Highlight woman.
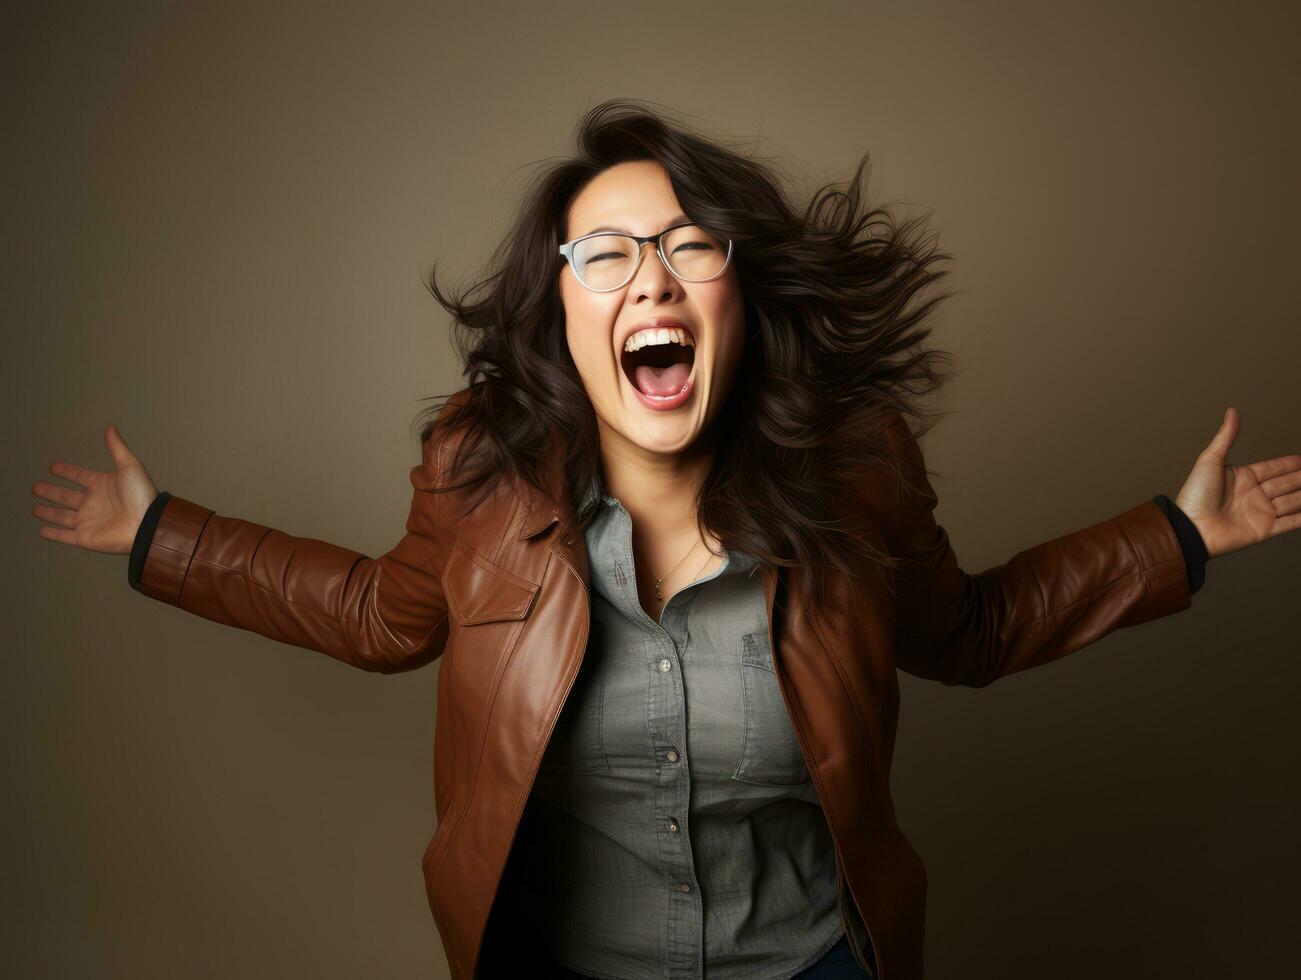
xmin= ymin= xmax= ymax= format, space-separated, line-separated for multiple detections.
xmin=30 ymin=100 xmax=1299 ymax=980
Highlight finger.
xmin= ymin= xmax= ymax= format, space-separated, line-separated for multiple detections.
xmin=33 ymin=503 xmax=77 ymax=530
xmin=104 ymin=424 xmax=140 ymax=470
xmin=1273 ymin=487 xmax=1301 ymax=517
xmin=48 ymin=459 xmax=100 ymax=489
xmin=36 ymin=524 xmax=77 ymax=546
xmin=1251 ymin=454 xmax=1301 ymax=490
xmin=31 ymin=480 xmax=86 ymax=509
xmin=1198 ymin=406 xmax=1239 ymax=463
xmin=1270 ymin=511 xmax=1301 ymax=537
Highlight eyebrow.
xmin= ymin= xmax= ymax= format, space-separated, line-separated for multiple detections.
xmin=577 ymin=213 xmax=692 ymax=238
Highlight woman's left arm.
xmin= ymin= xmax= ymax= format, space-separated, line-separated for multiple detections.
xmin=886 ymin=407 xmax=1299 ymax=688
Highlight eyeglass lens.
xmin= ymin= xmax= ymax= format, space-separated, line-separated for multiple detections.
xmin=572 ymin=225 xmax=728 ymax=290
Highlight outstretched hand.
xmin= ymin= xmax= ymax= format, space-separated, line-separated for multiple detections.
xmin=1173 ymin=407 xmax=1301 ymax=560
xmin=31 ymin=425 xmax=159 ymax=556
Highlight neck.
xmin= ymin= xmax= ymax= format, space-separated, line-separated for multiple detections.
xmin=597 ymin=425 xmax=717 ymax=545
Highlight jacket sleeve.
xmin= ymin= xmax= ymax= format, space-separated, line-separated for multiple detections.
xmin=126 ymin=429 xmax=453 ymax=674
xmin=883 ymin=414 xmax=1193 ymax=688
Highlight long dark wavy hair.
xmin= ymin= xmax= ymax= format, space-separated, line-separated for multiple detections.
xmin=414 ymin=98 xmax=959 ymax=612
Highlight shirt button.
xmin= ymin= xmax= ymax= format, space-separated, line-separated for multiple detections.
xmin=679 ymin=882 xmax=691 ymax=892
xmin=659 ymin=658 xmax=672 ymax=672
xmin=666 ymin=749 xmax=679 ymax=763
xmin=669 ymin=818 xmax=679 ymax=832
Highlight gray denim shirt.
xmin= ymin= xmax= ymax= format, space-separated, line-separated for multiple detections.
xmin=518 ymin=490 xmax=845 ymax=979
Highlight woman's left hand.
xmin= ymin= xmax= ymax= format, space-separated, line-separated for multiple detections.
xmin=1173 ymin=406 xmax=1301 ymax=560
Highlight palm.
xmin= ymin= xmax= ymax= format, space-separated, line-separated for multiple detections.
xmin=73 ymin=466 xmax=156 ymax=550
xmin=1173 ymin=407 xmax=1301 ymax=560
xmin=32 ymin=425 xmax=159 ymax=556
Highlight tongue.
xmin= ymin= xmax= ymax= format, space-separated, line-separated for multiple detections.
xmin=633 ymin=361 xmax=690 ymax=397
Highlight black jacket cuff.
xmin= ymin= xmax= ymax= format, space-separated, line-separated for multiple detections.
xmin=1152 ymin=494 xmax=1208 ymax=595
xmin=128 ymin=491 xmax=173 ymax=593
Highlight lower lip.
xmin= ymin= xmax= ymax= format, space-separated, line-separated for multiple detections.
xmin=628 ymin=361 xmax=697 ymax=412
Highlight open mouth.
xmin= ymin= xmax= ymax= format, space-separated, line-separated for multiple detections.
xmin=620 ymin=336 xmax=696 ymax=398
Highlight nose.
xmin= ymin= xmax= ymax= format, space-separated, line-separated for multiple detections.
xmin=627 ymin=241 xmax=683 ymax=303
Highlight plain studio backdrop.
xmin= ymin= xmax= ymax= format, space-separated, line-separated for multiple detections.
xmin=5 ymin=1 xmax=1297 ymax=977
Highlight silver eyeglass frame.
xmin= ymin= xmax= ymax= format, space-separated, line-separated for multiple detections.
xmin=558 ymin=221 xmax=734 ymax=293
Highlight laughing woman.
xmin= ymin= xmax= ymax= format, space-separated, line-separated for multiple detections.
xmin=31 ymin=100 xmax=1300 ymax=980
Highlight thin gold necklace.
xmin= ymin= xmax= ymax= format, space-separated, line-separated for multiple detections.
xmin=686 ymin=548 xmax=716 ymax=587
xmin=655 ymin=537 xmax=714 ymax=601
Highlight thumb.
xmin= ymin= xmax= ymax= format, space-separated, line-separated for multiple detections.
xmin=1199 ymin=406 xmax=1238 ymax=464
xmin=104 ymin=424 xmax=140 ymax=470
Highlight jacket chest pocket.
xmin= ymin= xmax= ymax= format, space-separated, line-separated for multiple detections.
xmin=731 ymin=629 xmax=811 ymax=786
xmin=538 ymin=619 xmax=611 ymax=776
xmin=438 ymin=538 xmax=540 ymax=721
xmin=444 ymin=537 xmax=540 ymax=626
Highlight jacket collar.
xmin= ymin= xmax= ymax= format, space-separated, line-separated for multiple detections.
xmin=514 ymin=438 xmax=781 ymax=626
xmin=516 ymin=446 xmax=568 ymax=540
xmin=517 ymin=480 xmax=604 ymax=541
xmin=519 ymin=494 xmax=562 ymax=541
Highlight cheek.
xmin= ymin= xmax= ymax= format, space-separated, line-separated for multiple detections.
xmin=561 ymin=290 xmax=618 ymax=375
xmin=696 ymin=278 xmax=746 ymax=351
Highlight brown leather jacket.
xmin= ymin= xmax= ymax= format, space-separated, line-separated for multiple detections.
xmin=131 ymin=387 xmax=1193 ymax=979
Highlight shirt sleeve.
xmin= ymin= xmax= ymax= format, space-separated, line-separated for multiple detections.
xmin=128 ymin=490 xmax=173 ymax=592
xmin=1151 ymin=494 xmax=1208 ymax=595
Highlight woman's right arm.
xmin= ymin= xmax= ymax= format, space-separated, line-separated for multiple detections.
xmin=34 ymin=407 xmax=461 ymax=675
xmin=127 ymin=431 xmax=453 ymax=674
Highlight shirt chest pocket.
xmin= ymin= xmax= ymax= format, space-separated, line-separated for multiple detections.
xmin=731 ymin=629 xmax=811 ymax=786
xmin=538 ymin=619 xmax=611 ymax=776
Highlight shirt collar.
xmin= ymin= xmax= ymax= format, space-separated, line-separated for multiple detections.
xmin=577 ymin=488 xmax=760 ymax=578
xmin=576 ymin=483 xmax=603 ymax=512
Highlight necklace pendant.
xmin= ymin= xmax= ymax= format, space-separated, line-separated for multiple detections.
xmin=655 ymin=578 xmax=663 ymax=601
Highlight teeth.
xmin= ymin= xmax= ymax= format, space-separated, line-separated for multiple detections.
xmin=623 ymin=326 xmax=695 ymax=353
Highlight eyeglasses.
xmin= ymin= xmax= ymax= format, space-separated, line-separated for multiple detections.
xmin=558 ymin=221 xmax=734 ymax=293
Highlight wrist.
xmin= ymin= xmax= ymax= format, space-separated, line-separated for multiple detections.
xmin=1152 ymin=494 xmax=1210 ymax=593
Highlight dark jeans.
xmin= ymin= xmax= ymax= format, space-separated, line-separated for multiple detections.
xmin=792 ymin=931 xmax=876 ymax=978
xmin=534 ymin=931 xmax=875 ymax=979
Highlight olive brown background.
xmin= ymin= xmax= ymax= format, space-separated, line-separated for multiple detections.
xmin=7 ymin=1 xmax=1298 ymax=977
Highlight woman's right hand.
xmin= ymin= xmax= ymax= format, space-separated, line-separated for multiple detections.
xmin=31 ymin=424 xmax=160 ymax=556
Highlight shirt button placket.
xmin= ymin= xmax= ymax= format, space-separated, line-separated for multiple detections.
xmin=654 ymin=576 xmax=700 ymax=978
